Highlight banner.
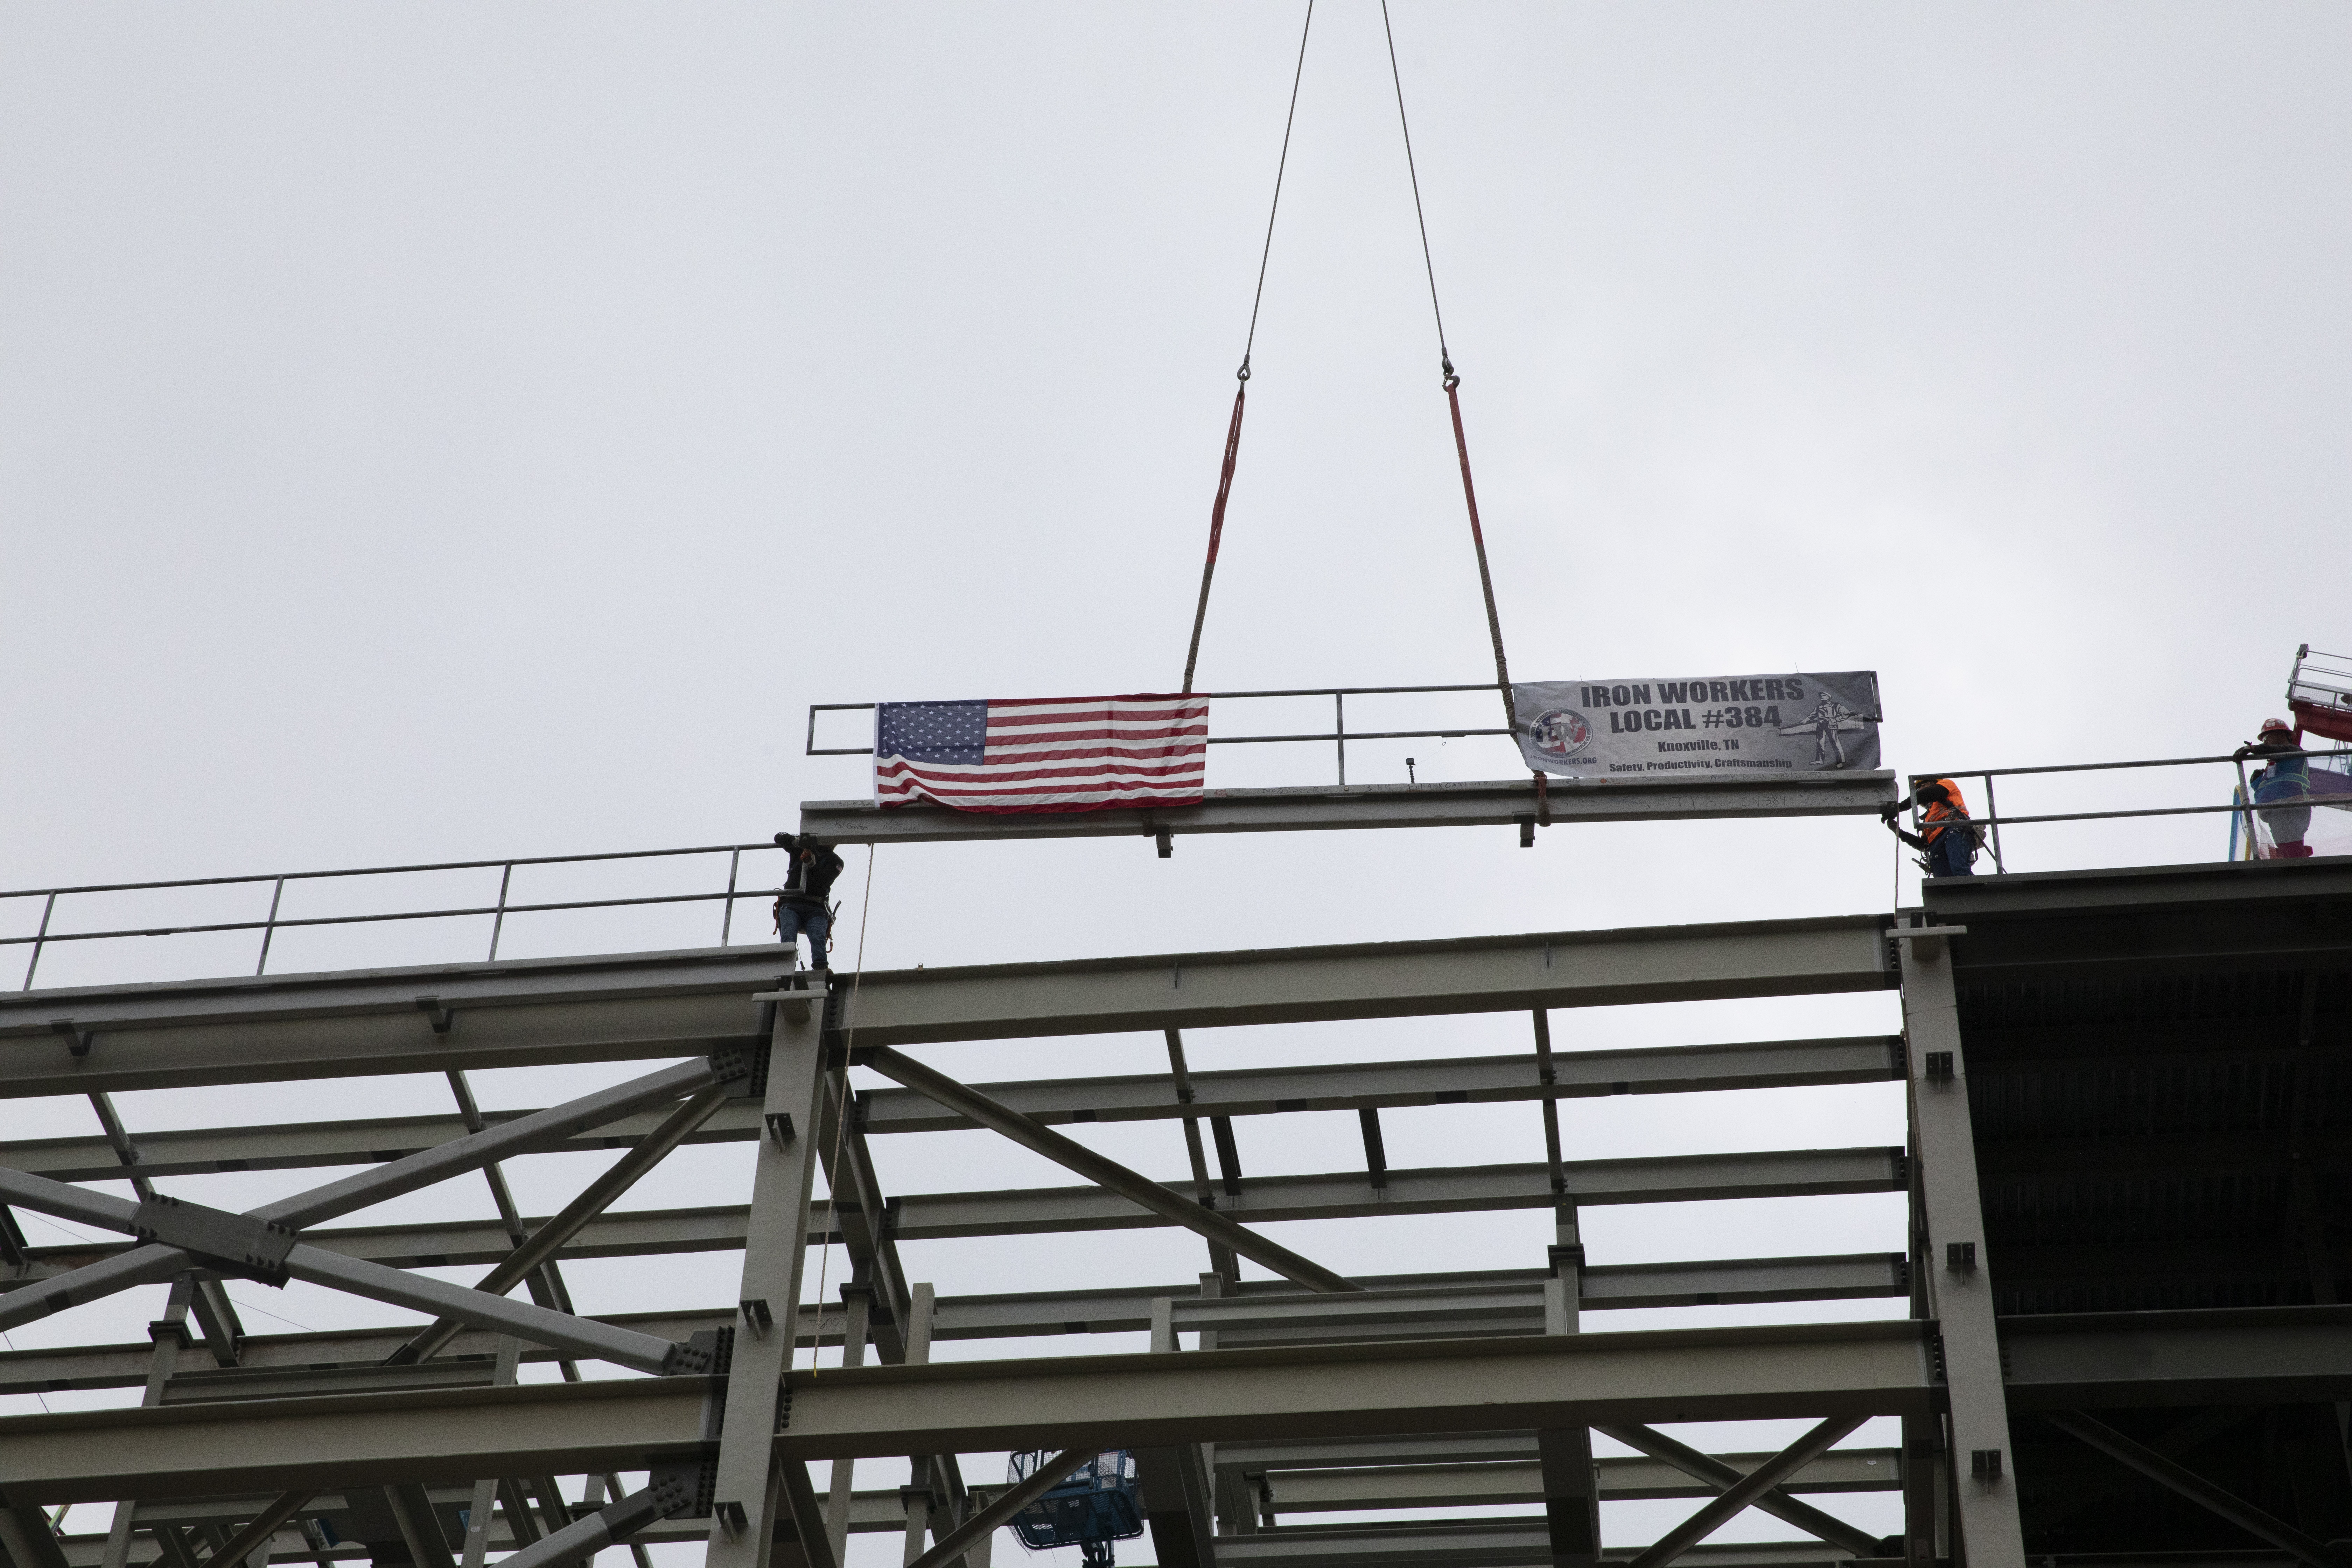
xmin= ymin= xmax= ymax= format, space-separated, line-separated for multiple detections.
xmin=1512 ymin=672 xmax=1881 ymax=779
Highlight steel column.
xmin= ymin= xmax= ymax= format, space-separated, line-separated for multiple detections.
xmin=704 ymin=992 xmax=828 ymax=1568
xmin=1897 ymin=925 xmax=2024 ymax=1567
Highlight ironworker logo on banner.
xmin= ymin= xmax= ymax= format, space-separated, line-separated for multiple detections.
xmin=1528 ymin=708 xmax=1592 ymax=761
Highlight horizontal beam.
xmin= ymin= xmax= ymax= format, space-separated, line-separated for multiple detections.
xmin=856 ymin=1035 xmax=1904 ymax=1134
xmin=23 ymin=1309 xmax=2322 ymax=1506
xmin=0 ymin=1147 xmax=1904 ymax=1292
xmin=798 ymin=774 xmax=1898 ymax=845
xmin=0 ymin=1376 xmax=720 ymax=1504
xmin=0 ymin=948 xmax=791 ymax=1094
xmin=2003 ymin=1304 xmax=2352 ymax=1408
xmin=0 ymin=1251 xmax=1905 ymax=1398
xmin=769 ymin=1321 xmax=1936 ymax=1459
xmin=1252 ymin=1450 xmax=1900 ymax=1511
xmin=0 ymin=917 xmax=1890 ymax=1092
xmin=839 ymin=917 xmax=1894 ymax=1046
xmin=0 ymin=1034 xmax=1898 ymax=1183
xmin=1212 ymin=1521 xmax=1857 ymax=1567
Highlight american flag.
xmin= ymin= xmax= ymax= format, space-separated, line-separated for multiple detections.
xmin=874 ymin=693 xmax=1210 ymax=813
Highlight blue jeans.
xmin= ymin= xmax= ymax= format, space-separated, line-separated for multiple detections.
xmin=777 ymin=903 xmax=831 ymax=966
xmin=1925 ymin=828 xmax=1976 ymax=877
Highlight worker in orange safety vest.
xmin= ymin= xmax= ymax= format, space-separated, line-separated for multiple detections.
xmin=1878 ymin=777 xmax=1981 ymax=877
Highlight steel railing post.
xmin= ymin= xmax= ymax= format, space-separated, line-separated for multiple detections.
xmin=2233 ymin=759 xmax=2257 ymax=859
xmin=20 ymin=893 xmax=55 ymax=992
xmin=720 ymin=849 xmax=742 ymax=947
xmin=1980 ymin=775 xmax=2005 ymax=874
xmin=254 ymin=876 xmax=287 ymax=975
xmin=1335 ymin=693 xmax=1346 ymax=786
xmin=487 ymin=863 xmax=514 ymax=960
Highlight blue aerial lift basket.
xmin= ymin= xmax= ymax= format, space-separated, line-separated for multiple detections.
xmin=1007 ymin=1450 xmax=1144 ymax=1567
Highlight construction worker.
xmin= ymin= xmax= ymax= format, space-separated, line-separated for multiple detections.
xmin=772 ymin=832 xmax=845 ymax=968
xmin=2234 ymin=719 xmax=2313 ymax=858
xmin=1878 ymin=778 xmax=1981 ymax=877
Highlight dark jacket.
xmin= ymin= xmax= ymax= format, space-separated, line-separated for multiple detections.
xmin=777 ymin=845 xmax=845 ymax=909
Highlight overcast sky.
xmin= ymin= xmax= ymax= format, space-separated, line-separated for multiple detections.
xmin=4 ymin=3 xmax=2348 ymax=1559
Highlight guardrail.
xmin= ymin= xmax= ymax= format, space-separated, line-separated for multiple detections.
xmin=808 ymin=682 xmax=1514 ymax=787
xmin=1910 ymin=748 xmax=2352 ymax=873
xmin=5 ymin=841 xmax=782 ymax=992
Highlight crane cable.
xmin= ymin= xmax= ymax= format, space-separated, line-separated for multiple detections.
xmin=1181 ymin=0 xmax=1315 ymax=697
xmin=1379 ymin=1 xmax=1545 ymax=819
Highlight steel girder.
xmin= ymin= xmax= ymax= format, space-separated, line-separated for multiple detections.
xmin=766 ymin=1322 xmax=1939 ymax=1461
xmin=0 ymin=1149 xmax=1906 ymax=1295
xmin=0 ymin=1250 xmax=1906 ymax=1397
xmin=0 ymin=1034 xmax=1900 ymax=1183
xmin=0 ymin=917 xmax=1893 ymax=1093
xmin=796 ymin=774 xmax=1898 ymax=846
xmin=0 ymin=1377 xmax=721 ymax=1504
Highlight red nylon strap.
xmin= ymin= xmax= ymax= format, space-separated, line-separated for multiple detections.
xmin=1443 ymin=378 xmax=1523 ymax=732
xmin=1180 ymin=383 xmax=1249 ymax=696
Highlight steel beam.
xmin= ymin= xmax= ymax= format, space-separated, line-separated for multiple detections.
xmin=0 ymin=1151 xmax=1904 ymax=1307
xmin=0 ymin=949 xmax=792 ymax=1094
xmin=1209 ymin=1520 xmax=1854 ymax=1567
xmin=1896 ymin=922 xmax=2024 ymax=1568
xmin=0 ymin=1102 xmax=768 ymax=1184
xmin=0 ymin=920 xmax=1890 ymax=1094
xmin=1244 ymin=1450 xmax=1901 ymax=1511
xmin=797 ymin=774 xmax=1898 ymax=846
xmin=705 ymin=992 xmax=830 ymax=1568
xmin=2002 ymin=1304 xmax=2352 ymax=1407
xmin=0 ymin=1252 xmax=1905 ymax=1397
xmin=0 ymin=1378 xmax=717 ymax=1504
xmin=853 ymin=1035 xmax=1906 ymax=1135
xmin=768 ymin=1321 xmax=1935 ymax=1460
xmin=839 ymin=918 xmax=1893 ymax=1046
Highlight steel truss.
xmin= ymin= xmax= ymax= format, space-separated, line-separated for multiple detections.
xmin=4 ymin=845 xmax=2340 ymax=1568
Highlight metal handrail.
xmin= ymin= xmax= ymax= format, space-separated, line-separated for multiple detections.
xmin=1911 ymin=747 xmax=2352 ymax=874
xmin=807 ymin=683 xmax=1517 ymax=787
xmin=6 ymin=840 xmax=786 ymax=992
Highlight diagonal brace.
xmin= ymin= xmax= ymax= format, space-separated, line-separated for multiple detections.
xmin=387 ymin=1085 xmax=732 ymax=1365
xmin=281 ymin=1244 xmax=700 ymax=1374
xmin=1627 ymin=1414 xmax=1866 ymax=1568
xmin=860 ymin=1045 xmax=1360 ymax=1294
xmin=2044 ymin=1410 xmax=2341 ymax=1568
xmin=0 ymin=1055 xmax=737 ymax=1334
xmin=1595 ymin=1422 xmax=1880 ymax=1557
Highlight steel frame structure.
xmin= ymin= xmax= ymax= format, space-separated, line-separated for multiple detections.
xmin=2 ymin=803 xmax=2345 ymax=1568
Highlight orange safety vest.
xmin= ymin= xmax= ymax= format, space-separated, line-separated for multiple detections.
xmin=1921 ymin=778 xmax=1970 ymax=844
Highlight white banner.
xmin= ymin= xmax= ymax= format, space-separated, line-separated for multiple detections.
xmin=1512 ymin=672 xmax=1881 ymax=779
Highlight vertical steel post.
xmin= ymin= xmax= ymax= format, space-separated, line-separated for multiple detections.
xmin=254 ymin=877 xmax=287 ymax=976
xmin=21 ymin=892 xmax=56 ymax=992
xmin=705 ymin=982 xmax=830 ymax=1568
xmin=1335 ymin=693 xmax=1346 ymax=786
xmin=1897 ymin=925 xmax=2026 ymax=1568
xmin=721 ymin=849 xmax=743 ymax=947
xmin=2234 ymin=759 xmax=2258 ymax=858
xmin=486 ymin=864 xmax=514 ymax=961
xmin=823 ymin=1286 xmax=874 ymax=1567
xmin=1980 ymin=776 xmax=2005 ymax=875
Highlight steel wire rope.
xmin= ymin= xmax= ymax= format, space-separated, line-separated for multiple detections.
xmin=1379 ymin=0 xmax=1531 ymax=798
xmin=1180 ymin=0 xmax=1316 ymax=696
xmin=810 ymin=844 xmax=877 ymax=1371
